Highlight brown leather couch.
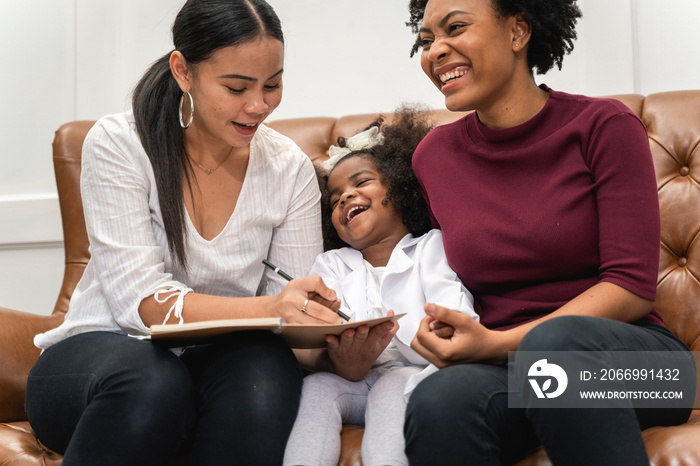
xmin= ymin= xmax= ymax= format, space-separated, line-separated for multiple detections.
xmin=1 ymin=90 xmax=699 ymax=465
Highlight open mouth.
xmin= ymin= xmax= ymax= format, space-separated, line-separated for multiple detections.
xmin=234 ymin=122 xmax=258 ymax=128
xmin=439 ymin=69 xmax=467 ymax=84
xmin=345 ymin=205 xmax=368 ymax=224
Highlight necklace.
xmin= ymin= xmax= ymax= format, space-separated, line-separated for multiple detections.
xmin=188 ymin=146 xmax=234 ymax=174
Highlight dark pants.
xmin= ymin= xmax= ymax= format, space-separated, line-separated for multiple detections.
xmin=404 ymin=316 xmax=696 ymax=466
xmin=26 ymin=330 xmax=303 ymax=466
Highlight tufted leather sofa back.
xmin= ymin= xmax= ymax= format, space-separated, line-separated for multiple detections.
xmin=644 ymin=91 xmax=700 ymax=352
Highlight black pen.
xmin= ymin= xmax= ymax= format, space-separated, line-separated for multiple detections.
xmin=262 ymin=259 xmax=294 ymax=281
xmin=262 ymin=259 xmax=351 ymax=322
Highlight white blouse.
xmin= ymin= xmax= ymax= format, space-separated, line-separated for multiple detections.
xmin=35 ymin=112 xmax=323 ymax=350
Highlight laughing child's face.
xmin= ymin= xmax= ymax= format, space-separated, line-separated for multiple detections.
xmin=327 ymin=155 xmax=409 ymax=256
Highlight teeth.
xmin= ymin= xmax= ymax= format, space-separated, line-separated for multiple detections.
xmin=345 ymin=206 xmax=366 ymax=224
xmin=439 ymin=69 xmax=466 ymax=83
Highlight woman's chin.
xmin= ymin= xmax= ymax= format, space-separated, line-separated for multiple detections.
xmin=443 ymin=95 xmax=474 ymax=113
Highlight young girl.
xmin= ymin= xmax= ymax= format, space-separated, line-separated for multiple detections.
xmin=283 ymin=107 xmax=479 ymax=466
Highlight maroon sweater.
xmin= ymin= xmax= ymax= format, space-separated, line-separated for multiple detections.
xmin=413 ymin=87 xmax=663 ymax=329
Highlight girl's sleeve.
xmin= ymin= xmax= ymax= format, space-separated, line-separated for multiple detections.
xmin=587 ymin=111 xmax=660 ymax=300
xmin=308 ymin=252 xmax=354 ymax=320
xmin=80 ymin=121 xmax=190 ymax=335
xmin=418 ymin=230 xmax=478 ymax=320
xmin=404 ymin=230 xmax=479 ymax=401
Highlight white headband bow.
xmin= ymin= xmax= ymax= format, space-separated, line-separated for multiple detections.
xmin=322 ymin=126 xmax=385 ymax=171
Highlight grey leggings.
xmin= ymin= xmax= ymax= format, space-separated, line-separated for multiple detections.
xmin=283 ymin=362 xmax=422 ymax=466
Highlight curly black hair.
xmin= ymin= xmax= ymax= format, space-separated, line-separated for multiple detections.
xmin=407 ymin=0 xmax=582 ymax=74
xmin=317 ymin=105 xmax=435 ymax=251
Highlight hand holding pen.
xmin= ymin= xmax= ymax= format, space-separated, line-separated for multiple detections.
xmin=263 ymin=259 xmax=351 ymax=322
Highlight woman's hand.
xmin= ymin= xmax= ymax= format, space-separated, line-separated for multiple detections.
xmin=428 ymin=319 xmax=456 ymax=339
xmin=270 ymin=275 xmax=341 ymax=324
xmin=325 ymin=310 xmax=399 ymax=381
xmin=413 ymin=283 xmax=653 ymax=368
xmin=411 ymin=304 xmax=511 ymax=367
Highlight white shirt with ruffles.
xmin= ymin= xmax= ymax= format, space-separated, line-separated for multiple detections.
xmin=35 ymin=112 xmax=322 ymax=350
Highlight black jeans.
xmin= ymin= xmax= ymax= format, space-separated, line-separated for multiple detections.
xmin=404 ymin=316 xmax=696 ymax=466
xmin=26 ymin=330 xmax=303 ymax=466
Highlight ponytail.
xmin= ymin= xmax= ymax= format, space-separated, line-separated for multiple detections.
xmin=132 ymin=53 xmax=192 ymax=270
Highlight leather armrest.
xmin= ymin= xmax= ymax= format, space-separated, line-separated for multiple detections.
xmin=0 ymin=307 xmax=63 ymax=422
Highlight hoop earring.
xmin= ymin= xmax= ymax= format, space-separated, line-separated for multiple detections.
xmin=179 ymin=91 xmax=194 ymax=129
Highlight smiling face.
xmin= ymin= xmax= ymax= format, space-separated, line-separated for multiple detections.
xmin=327 ymin=155 xmax=409 ymax=256
xmin=419 ymin=0 xmax=520 ymax=113
xmin=174 ymin=36 xmax=284 ymax=152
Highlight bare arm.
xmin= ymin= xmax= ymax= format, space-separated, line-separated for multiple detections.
xmin=139 ymin=276 xmax=341 ymax=327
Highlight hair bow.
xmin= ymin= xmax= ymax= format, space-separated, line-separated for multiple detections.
xmin=322 ymin=126 xmax=385 ymax=171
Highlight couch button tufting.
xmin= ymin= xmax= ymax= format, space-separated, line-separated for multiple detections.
xmin=680 ymin=166 xmax=690 ymax=176
xmin=678 ymin=257 xmax=688 ymax=267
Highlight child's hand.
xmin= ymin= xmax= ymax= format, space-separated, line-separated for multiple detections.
xmin=326 ymin=310 xmax=399 ymax=381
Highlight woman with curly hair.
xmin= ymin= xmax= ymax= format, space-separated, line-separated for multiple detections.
xmin=402 ymin=0 xmax=696 ymax=465
xmin=283 ymin=107 xmax=479 ymax=466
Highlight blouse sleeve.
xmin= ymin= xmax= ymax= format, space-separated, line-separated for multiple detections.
xmin=586 ymin=111 xmax=660 ymax=300
xmin=264 ymin=152 xmax=324 ymax=295
xmin=80 ymin=120 xmax=190 ymax=335
xmin=417 ymin=230 xmax=478 ymax=320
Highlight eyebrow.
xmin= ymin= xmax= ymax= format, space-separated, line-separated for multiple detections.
xmin=329 ymin=169 xmax=375 ymax=198
xmin=419 ymin=10 xmax=472 ymax=34
xmin=217 ymin=68 xmax=284 ymax=82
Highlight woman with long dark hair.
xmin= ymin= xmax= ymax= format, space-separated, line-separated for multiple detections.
xmin=25 ymin=1 xmax=344 ymax=464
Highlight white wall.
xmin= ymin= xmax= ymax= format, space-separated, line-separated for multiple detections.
xmin=1 ymin=0 xmax=698 ymax=315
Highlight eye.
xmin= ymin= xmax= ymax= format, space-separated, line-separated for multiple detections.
xmin=448 ymin=22 xmax=467 ymax=34
xmin=330 ymin=197 xmax=339 ymax=209
xmin=419 ymin=35 xmax=433 ymax=49
xmin=226 ymin=86 xmax=245 ymax=94
xmin=264 ymin=82 xmax=281 ymax=91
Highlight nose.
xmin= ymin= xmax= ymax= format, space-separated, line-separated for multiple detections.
xmin=426 ymin=37 xmax=450 ymax=62
xmin=244 ymin=89 xmax=269 ymax=115
xmin=339 ymin=190 xmax=355 ymax=205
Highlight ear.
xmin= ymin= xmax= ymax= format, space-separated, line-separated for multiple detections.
xmin=511 ymin=13 xmax=532 ymax=52
xmin=169 ymin=51 xmax=191 ymax=92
